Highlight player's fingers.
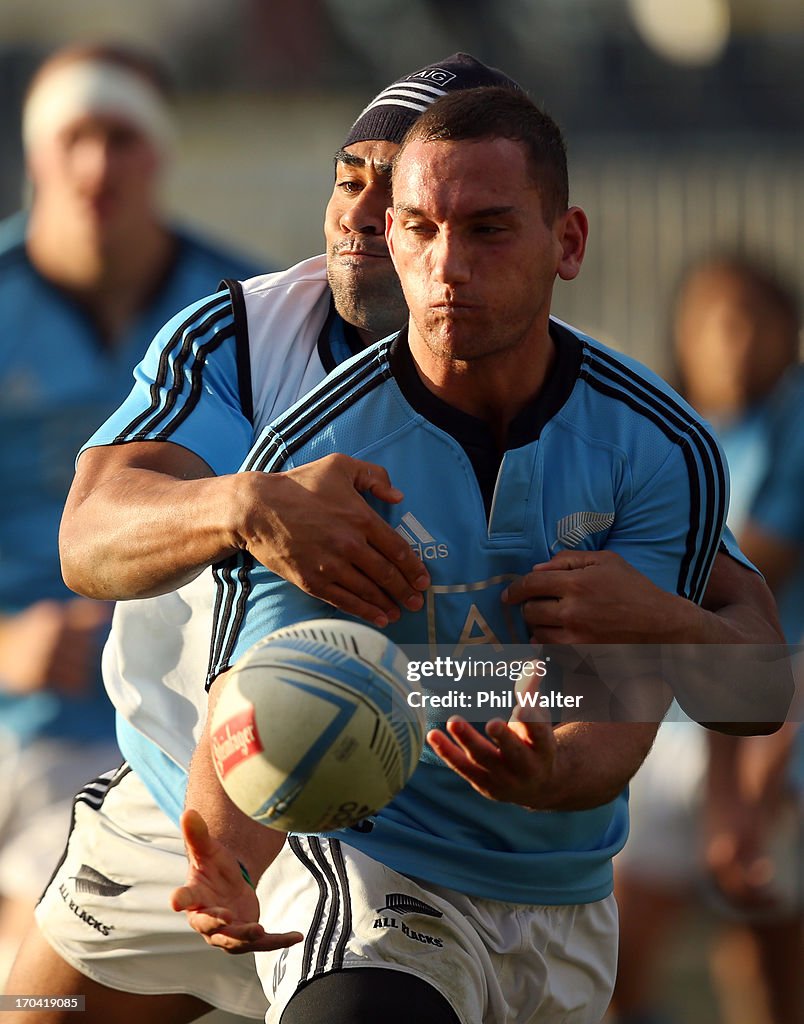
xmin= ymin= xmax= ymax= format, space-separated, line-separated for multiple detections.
xmin=508 ymin=691 xmax=555 ymax=727
xmin=317 ymin=579 xmax=398 ymax=629
xmin=485 ymin=719 xmax=529 ymax=759
xmin=426 ymin=728 xmax=474 ymax=772
xmin=350 ymin=544 xmax=428 ymax=613
xmin=183 ymin=907 xmax=236 ymax=934
xmin=506 ymin=722 xmax=554 ymax=760
xmin=202 ymin=926 xmax=267 ymax=954
xmin=443 ymin=717 xmax=503 ymax=768
xmin=428 ymin=728 xmax=516 ymax=803
xmin=365 ymin=521 xmax=431 ymax=594
xmin=427 ymin=734 xmax=489 ymax=791
xmin=206 ymin=927 xmax=302 ymax=955
xmin=520 ymin=598 xmax=563 ymax=628
xmin=484 ymin=719 xmax=554 ymax=780
xmin=253 ymin=929 xmax=305 ymax=953
xmin=530 ymin=551 xmax=603 ymax=572
xmin=502 ymin=573 xmax=564 ymax=606
xmin=349 ymin=460 xmax=404 ymax=504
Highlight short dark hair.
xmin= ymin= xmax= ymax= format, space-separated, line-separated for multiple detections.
xmin=394 ymin=86 xmax=569 ymax=222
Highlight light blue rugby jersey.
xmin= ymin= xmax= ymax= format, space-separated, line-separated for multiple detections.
xmin=81 ymin=284 xmax=359 ymax=476
xmin=0 ymin=213 xmax=262 ymax=744
xmin=81 ymin=279 xmax=364 ymax=800
xmin=203 ymin=323 xmax=730 ymax=905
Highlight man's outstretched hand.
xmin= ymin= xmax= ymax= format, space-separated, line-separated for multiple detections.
xmin=171 ymin=809 xmax=303 ymax=954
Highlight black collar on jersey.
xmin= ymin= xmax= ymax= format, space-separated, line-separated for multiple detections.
xmin=389 ymin=322 xmax=583 ymax=514
xmin=317 ymin=295 xmax=367 ymax=372
xmin=390 ymin=321 xmax=582 ymax=448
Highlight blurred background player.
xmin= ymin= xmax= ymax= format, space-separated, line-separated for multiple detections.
xmin=0 ymin=40 xmax=262 ymax=985
xmin=609 ymin=254 xmax=804 ymax=1024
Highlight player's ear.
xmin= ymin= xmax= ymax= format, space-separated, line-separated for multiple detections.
xmin=556 ymin=206 xmax=588 ymax=282
xmin=385 ymin=207 xmax=397 ymax=268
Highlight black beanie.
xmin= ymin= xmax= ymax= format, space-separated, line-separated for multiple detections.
xmin=343 ymin=52 xmax=522 ymax=149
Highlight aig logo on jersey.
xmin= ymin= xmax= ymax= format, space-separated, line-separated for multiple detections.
xmin=395 ymin=512 xmax=449 ymax=560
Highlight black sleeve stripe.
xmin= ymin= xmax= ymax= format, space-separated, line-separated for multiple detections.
xmin=206 ymin=556 xmax=253 ymax=690
xmin=581 ymin=348 xmax=726 ymax=602
xmin=585 ymin=351 xmax=727 ymax=602
xmin=588 ymin=345 xmax=729 ymax=592
xmin=581 ymin=370 xmax=707 ymax=599
xmin=206 ymin=560 xmax=227 ymax=690
xmin=244 ymin=345 xmax=394 ymax=474
xmin=148 ymin=323 xmax=235 ymax=440
xmin=244 ymin=369 xmax=390 ymax=475
xmin=242 ymin=339 xmax=393 ymax=473
xmin=220 ymin=279 xmax=254 ymax=426
xmin=113 ymin=297 xmax=233 ymax=441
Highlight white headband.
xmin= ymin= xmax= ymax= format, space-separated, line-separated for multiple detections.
xmin=22 ymin=59 xmax=175 ymax=154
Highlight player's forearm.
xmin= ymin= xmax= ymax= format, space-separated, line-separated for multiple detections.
xmin=535 ymin=722 xmax=658 ymax=811
xmin=187 ymin=695 xmax=284 ymax=884
xmin=660 ymin=577 xmax=783 ymax=646
xmin=657 ymin=554 xmax=791 ymax=734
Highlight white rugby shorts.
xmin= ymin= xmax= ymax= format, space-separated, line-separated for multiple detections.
xmin=255 ymin=835 xmax=618 ymax=1024
xmin=35 ymin=765 xmax=269 ymax=1021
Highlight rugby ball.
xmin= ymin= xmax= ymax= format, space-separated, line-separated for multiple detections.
xmin=209 ymin=619 xmax=425 ymax=833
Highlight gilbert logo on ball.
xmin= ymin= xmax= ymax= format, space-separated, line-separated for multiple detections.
xmin=210 ymin=619 xmax=425 ymax=833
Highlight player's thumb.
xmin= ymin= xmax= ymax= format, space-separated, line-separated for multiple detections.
xmin=180 ymin=808 xmax=211 ymax=861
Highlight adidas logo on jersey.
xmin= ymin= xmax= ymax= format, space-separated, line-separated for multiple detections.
xmin=395 ymin=512 xmax=449 ymax=560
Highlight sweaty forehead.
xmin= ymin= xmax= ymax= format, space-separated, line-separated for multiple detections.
xmin=392 ymin=137 xmax=534 ymax=207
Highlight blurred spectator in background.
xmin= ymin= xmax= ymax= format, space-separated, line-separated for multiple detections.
xmin=609 ymin=254 xmax=803 ymax=1024
xmin=0 ymin=40 xmax=263 ymax=985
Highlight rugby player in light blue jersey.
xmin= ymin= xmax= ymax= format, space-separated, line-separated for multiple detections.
xmin=19 ymin=52 xmax=785 ymax=1024
xmin=14 ymin=55 xmax=533 ymax=1024
xmin=174 ymin=88 xmax=785 ymax=1024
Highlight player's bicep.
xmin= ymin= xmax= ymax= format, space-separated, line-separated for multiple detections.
xmin=69 ymin=440 xmax=215 ymax=510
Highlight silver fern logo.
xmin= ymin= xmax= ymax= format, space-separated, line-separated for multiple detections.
xmin=71 ymin=864 xmax=131 ymax=898
xmin=552 ymin=511 xmax=615 ymax=552
xmin=377 ymin=893 xmax=443 ymax=918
